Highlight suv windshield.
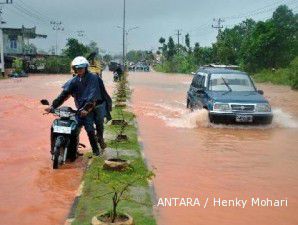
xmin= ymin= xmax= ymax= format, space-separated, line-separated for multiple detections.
xmin=209 ymin=73 xmax=255 ymax=91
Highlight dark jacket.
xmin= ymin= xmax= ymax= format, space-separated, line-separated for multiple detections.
xmin=52 ymin=72 xmax=102 ymax=110
xmin=97 ymin=76 xmax=112 ymax=121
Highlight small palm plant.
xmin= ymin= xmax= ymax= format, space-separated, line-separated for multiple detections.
xmin=94 ymin=170 xmax=154 ymax=224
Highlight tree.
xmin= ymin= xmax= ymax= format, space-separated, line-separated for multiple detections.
xmin=214 ymin=19 xmax=256 ymax=65
xmin=63 ymin=38 xmax=90 ymax=59
xmin=193 ymin=42 xmax=202 ymax=65
xmin=158 ymin=37 xmax=168 ymax=60
xmin=185 ymin=33 xmax=191 ymax=53
xmin=12 ymin=58 xmax=23 ymax=73
xmin=271 ymin=5 xmax=298 ymax=67
xmin=126 ymin=50 xmax=143 ymax=63
xmin=167 ymin=36 xmax=176 ymax=60
xmin=88 ymin=41 xmax=99 ymax=55
xmin=159 ymin=37 xmax=166 ymax=45
xmin=240 ymin=5 xmax=297 ymax=71
xmin=103 ymin=54 xmax=112 ymax=63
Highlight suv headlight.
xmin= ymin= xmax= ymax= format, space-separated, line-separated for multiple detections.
xmin=256 ymin=103 xmax=271 ymax=112
xmin=213 ymin=103 xmax=231 ymax=112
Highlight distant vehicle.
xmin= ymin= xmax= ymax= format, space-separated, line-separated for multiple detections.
xmin=187 ymin=67 xmax=273 ymax=124
xmin=131 ymin=62 xmax=150 ymax=72
xmin=108 ymin=61 xmax=122 ymax=72
xmin=9 ymin=71 xmax=28 ymax=78
xmin=128 ymin=63 xmax=135 ymax=71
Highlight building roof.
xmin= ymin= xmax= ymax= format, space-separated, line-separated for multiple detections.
xmin=2 ymin=26 xmax=47 ymax=39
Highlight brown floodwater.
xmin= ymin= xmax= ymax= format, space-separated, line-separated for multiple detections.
xmin=129 ymin=71 xmax=298 ymax=225
xmin=0 ymin=73 xmax=113 ymax=225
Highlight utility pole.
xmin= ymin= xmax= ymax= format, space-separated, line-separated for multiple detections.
xmin=122 ymin=0 xmax=126 ymax=68
xmin=77 ymin=30 xmax=85 ymax=44
xmin=212 ymin=18 xmax=224 ymax=36
xmin=77 ymin=30 xmax=85 ymax=42
xmin=50 ymin=21 xmax=64 ymax=55
xmin=175 ymin=29 xmax=182 ymax=47
xmin=117 ymin=25 xmax=139 ymax=61
xmin=0 ymin=0 xmax=13 ymax=76
xmin=125 ymin=27 xmax=138 ymax=57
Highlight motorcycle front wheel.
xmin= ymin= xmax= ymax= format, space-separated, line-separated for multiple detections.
xmin=53 ymin=136 xmax=65 ymax=169
xmin=53 ymin=146 xmax=60 ymax=169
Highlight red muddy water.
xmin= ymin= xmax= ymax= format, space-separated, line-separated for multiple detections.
xmin=0 ymin=73 xmax=113 ymax=225
xmin=129 ymin=72 xmax=298 ymax=225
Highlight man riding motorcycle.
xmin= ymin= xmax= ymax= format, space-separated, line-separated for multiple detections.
xmin=45 ymin=56 xmax=102 ymax=156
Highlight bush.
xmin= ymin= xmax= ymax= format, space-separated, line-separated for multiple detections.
xmin=253 ymin=57 xmax=298 ymax=89
xmin=154 ymin=54 xmax=197 ymax=74
xmin=44 ymin=56 xmax=72 ymax=74
xmin=12 ymin=58 xmax=23 ymax=73
xmin=288 ymin=57 xmax=298 ymax=90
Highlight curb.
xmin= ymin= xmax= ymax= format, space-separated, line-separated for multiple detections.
xmin=64 ymin=158 xmax=93 ymax=225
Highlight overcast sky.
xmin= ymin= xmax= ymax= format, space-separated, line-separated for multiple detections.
xmin=1 ymin=0 xmax=297 ymax=55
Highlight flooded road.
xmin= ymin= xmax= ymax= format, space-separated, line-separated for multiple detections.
xmin=0 ymin=73 xmax=113 ymax=225
xmin=129 ymin=71 xmax=298 ymax=225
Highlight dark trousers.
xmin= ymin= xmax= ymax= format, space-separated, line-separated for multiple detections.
xmin=76 ymin=112 xmax=99 ymax=153
xmin=94 ymin=103 xmax=106 ymax=142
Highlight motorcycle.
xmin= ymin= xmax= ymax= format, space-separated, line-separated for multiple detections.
xmin=41 ymin=99 xmax=85 ymax=169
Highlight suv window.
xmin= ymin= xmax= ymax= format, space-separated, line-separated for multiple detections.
xmin=191 ymin=75 xmax=205 ymax=88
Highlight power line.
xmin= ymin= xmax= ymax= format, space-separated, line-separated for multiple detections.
xmin=222 ymin=0 xmax=295 ymax=20
xmin=17 ymin=0 xmax=53 ymax=21
xmin=212 ymin=18 xmax=224 ymax=36
xmin=14 ymin=2 xmax=48 ymax=23
xmin=12 ymin=4 xmax=50 ymax=26
xmin=50 ymin=20 xmax=64 ymax=55
xmin=5 ymin=4 xmax=38 ymax=25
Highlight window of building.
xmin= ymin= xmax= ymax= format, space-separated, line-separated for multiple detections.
xmin=9 ymin=36 xmax=17 ymax=49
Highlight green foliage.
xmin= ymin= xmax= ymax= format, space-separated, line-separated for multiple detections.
xmin=166 ymin=36 xmax=176 ymax=60
xmin=72 ymin=108 xmax=156 ymax=225
xmin=289 ymin=57 xmax=298 ymax=89
xmin=214 ymin=19 xmax=255 ymax=65
xmin=253 ymin=57 xmax=298 ymax=89
xmin=63 ymin=38 xmax=90 ymax=59
xmin=155 ymin=4 xmax=297 ymax=88
xmin=12 ymin=58 xmax=23 ymax=73
xmin=241 ymin=5 xmax=297 ymax=72
xmin=44 ymin=56 xmax=72 ymax=74
xmin=96 ymin=164 xmax=154 ymax=223
xmin=103 ymin=54 xmax=112 ymax=63
xmin=159 ymin=37 xmax=166 ymax=44
xmin=126 ymin=50 xmax=154 ymax=64
xmin=88 ymin=41 xmax=99 ymax=55
xmin=185 ymin=33 xmax=191 ymax=52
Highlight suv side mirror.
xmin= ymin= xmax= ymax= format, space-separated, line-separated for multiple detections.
xmin=257 ymin=90 xmax=264 ymax=95
xmin=191 ymin=72 xmax=196 ymax=75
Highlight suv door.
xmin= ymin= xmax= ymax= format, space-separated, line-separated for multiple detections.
xmin=188 ymin=74 xmax=206 ymax=109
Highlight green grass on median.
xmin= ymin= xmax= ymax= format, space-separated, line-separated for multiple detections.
xmin=71 ymin=107 xmax=156 ymax=225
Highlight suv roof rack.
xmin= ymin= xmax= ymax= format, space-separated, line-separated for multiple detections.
xmin=203 ymin=64 xmax=240 ymax=70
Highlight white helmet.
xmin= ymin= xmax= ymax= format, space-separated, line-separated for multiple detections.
xmin=71 ymin=56 xmax=89 ymax=69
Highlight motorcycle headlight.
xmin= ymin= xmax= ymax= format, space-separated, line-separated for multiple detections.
xmin=256 ymin=103 xmax=271 ymax=112
xmin=213 ymin=103 xmax=231 ymax=112
xmin=59 ymin=110 xmax=71 ymax=118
